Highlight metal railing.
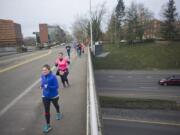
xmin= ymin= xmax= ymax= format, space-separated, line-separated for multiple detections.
xmin=87 ymin=46 xmax=103 ymax=135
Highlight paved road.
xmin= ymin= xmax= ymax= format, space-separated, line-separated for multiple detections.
xmin=0 ymin=45 xmax=87 ymax=135
xmin=95 ymin=70 xmax=180 ymax=101
xmin=95 ymin=70 xmax=180 ymax=135
xmin=103 ymin=119 xmax=180 ymax=135
xmin=102 ymin=108 xmax=180 ymax=135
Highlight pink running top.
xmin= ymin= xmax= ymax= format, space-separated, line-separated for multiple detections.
xmin=55 ymin=58 xmax=69 ymax=71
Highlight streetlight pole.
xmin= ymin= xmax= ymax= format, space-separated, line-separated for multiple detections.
xmin=90 ymin=0 xmax=93 ymax=51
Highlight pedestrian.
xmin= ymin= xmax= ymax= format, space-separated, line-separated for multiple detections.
xmin=40 ymin=64 xmax=62 ymax=133
xmin=55 ymin=52 xmax=70 ymax=88
xmin=65 ymin=44 xmax=71 ymax=59
xmin=81 ymin=43 xmax=85 ymax=54
xmin=77 ymin=43 xmax=82 ymax=57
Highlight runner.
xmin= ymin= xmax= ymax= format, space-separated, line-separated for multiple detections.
xmin=40 ymin=64 xmax=62 ymax=133
xmin=55 ymin=52 xmax=70 ymax=88
xmin=77 ymin=43 xmax=82 ymax=57
xmin=81 ymin=43 xmax=85 ymax=54
xmin=65 ymin=44 xmax=71 ymax=59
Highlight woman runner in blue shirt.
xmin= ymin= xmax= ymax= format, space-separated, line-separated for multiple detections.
xmin=40 ymin=64 xmax=62 ymax=133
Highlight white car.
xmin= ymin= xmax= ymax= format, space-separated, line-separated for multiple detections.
xmin=60 ymin=43 xmax=65 ymax=46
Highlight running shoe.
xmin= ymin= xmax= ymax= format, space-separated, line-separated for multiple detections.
xmin=43 ymin=124 xmax=52 ymax=133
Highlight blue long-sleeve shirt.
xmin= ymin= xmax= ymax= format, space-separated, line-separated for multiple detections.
xmin=41 ymin=72 xmax=59 ymax=99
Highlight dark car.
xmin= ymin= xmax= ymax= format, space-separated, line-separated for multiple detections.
xmin=159 ymin=75 xmax=180 ymax=86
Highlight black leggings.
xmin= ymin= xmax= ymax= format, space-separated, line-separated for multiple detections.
xmin=60 ymin=71 xmax=69 ymax=87
xmin=67 ymin=50 xmax=71 ymax=58
xmin=42 ymin=97 xmax=60 ymax=124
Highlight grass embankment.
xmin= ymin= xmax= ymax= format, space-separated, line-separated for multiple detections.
xmin=93 ymin=42 xmax=180 ymax=70
xmin=99 ymin=96 xmax=180 ymax=110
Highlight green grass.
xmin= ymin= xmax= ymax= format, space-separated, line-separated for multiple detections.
xmin=93 ymin=42 xmax=180 ymax=70
xmin=99 ymin=96 xmax=180 ymax=110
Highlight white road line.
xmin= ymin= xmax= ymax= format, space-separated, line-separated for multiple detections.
xmin=146 ymin=76 xmax=152 ymax=79
xmin=99 ymin=92 xmax=180 ymax=99
xmin=127 ymin=76 xmax=132 ymax=78
xmin=103 ymin=117 xmax=180 ymax=127
xmin=0 ymin=51 xmax=44 ymax=64
xmin=0 ymin=62 xmax=61 ymax=117
xmin=108 ymin=80 xmax=122 ymax=82
xmin=108 ymin=75 xmax=114 ymax=78
xmin=140 ymin=86 xmax=157 ymax=89
xmin=0 ymin=50 xmax=51 ymax=73
xmin=0 ymin=79 xmax=40 ymax=117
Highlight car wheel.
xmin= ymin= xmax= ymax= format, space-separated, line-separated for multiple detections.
xmin=164 ymin=83 xmax=167 ymax=86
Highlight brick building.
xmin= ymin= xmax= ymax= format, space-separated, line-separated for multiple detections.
xmin=39 ymin=24 xmax=66 ymax=45
xmin=0 ymin=19 xmax=23 ymax=47
xmin=39 ymin=24 xmax=49 ymax=44
xmin=143 ymin=19 xmax=161 ymax=39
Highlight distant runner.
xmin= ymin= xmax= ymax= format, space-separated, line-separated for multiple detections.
xmin=77 ymin=43 xmax=82 ymax=57
xmin=65 ymin=44 xmax=71 ymax=59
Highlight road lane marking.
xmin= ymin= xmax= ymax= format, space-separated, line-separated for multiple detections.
xmin=0 ymin=79 xmax=40 ymax=117
xmin=146 ymin=76 xmax=152 ymax=79
xmin=103 ymin=117 xmax=180 ymax=127
xmin=108 ymin=79 xmax=122 ymax=82
xmin=98 ymin=92 xmax=180 ymax=99
xmin=0 ymin=51 xmax=78 ymax=117
xmin=108 ymin=75 xmax=114 ymax=78
xmin=127 ymin=76 xmax=132 ymax=78
xmin=0 ymin=50 xmax=51 ymax=73
xmin=0 ymin=65 xmax=56 ymax=117
xmin=140 ymin=86 xmax=157 ymax=89
xmin=0 ymin=51 xmax=47 ymax=64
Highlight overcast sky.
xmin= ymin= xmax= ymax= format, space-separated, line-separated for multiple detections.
xmin=0 ymin=0 xmax=180 ymax=37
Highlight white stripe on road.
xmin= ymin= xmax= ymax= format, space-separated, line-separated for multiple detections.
xmin=103 ymin=117 xmax=180 ymax=127
xmin=0 ymin=63 xmax=63 ymax=117
xmin=0 ymin=79 xmax=40 ymax=117
xmin=0 ymin=50 xmax=51 ymax=73
xmin=98 ymin=92 xmax=180 ymax=99
xmin=139 ymin=86 xmax=157 ymax=89
xmin=0 ymin=50 xmax=53 ymax=116
xmin=0 ymin=51 xmax=46 ymax=64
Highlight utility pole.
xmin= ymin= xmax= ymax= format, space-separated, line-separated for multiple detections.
xmin=90 ymin=0 xmax=93 ymax=51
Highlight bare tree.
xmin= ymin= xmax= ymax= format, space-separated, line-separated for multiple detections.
xmin=87 ymin=2 xmax=106 ymax=42
xmin=72 ymin=15 xmax=89 ymax=42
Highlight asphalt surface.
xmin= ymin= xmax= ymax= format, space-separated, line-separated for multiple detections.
xmin=103 ymin=119 xmax=180 ymax=135
xmin=0 ymin=45 xmax=87 ymax=135
xmin=95 ymin=70 xmax=180 ymax=135
xmin=102 ymin=108 xmax=180 ymax=135
xmin=95 ymin=70 xmax=180 ymax=101
xmin=102 ymin=108 xmax=180 ymax=123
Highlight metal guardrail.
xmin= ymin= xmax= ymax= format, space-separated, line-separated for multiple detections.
xmin=87 ymin=46 xmax=103 ymax=135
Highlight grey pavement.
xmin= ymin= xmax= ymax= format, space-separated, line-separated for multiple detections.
xmin=0 ymin=51 xmax=17 ymax=57
xmin=95 ymin=70 xmax=180 ymax=102
xmin=95 ymin=70 xmax=180 ymax=135
xmin=102 ymin=108 xmax=180 ymax=125
xmin=102 ymin=108 xmax=180 ymax=135
xmin=0 ymin=46 xmax=87 ymax=135
xmin=27 ymin=52 xmax=87 ymax=135
xmin=103 ymin=119 xmax=180 ymax=135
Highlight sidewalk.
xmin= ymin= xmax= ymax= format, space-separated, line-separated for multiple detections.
xmin=27 ymin=52 xmax=87 ymax=134
xmin=0 ymin=48 xmax=88 ymax=135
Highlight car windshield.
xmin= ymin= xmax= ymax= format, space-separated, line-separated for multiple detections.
xmin=166 ymin=76 xmax=174 ymax=80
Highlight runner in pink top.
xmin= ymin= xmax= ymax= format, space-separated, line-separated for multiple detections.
xmin=55 ymin=56 xmax=69 ymax=71
xmin=55 ymin=52 xmax=70 ymax=87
